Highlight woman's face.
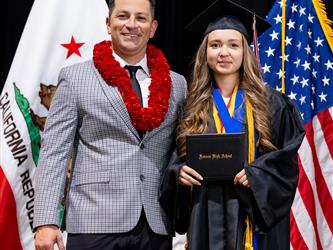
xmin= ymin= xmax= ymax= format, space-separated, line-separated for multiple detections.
xmin=206 ymin=29 xmax=244 ymax=77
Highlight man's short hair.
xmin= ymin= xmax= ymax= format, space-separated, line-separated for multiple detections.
xmin=108 ymin=0 xmax=156 ymax=19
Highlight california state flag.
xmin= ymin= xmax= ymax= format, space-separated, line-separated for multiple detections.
xmin=0 ymin=0 xmax=109 ymax=249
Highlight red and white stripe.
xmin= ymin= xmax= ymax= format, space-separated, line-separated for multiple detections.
xmin=291 ymin=106 xmax=333 ymax=250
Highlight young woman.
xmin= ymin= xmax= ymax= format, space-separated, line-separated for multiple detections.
xmin=160 ymin=6 xmax=305 ymax=250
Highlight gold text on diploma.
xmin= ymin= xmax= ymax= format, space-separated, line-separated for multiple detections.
xmin=198 ymin=153 xmax=233 ymax=160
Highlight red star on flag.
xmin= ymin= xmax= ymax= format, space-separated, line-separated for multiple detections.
xmin=61 ymin=36 xmax=85 ymax=58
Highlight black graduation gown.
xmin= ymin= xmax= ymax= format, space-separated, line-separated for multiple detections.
xmin=159 ymin=89 xmax=305 ymax=250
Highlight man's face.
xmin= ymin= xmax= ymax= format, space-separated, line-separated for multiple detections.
xmin=107 ymin=0 xmax=158 ymax=60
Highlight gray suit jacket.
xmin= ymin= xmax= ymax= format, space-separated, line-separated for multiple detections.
xmin=33 ymin=60 xmax=187 ymax=235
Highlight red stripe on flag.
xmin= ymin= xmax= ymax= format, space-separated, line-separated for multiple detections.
xmin=290 ymin=210 xmax=310 ymax=250
xmin=0 ymin=166 xmax=23 ymax=250
xmin=317 ymin=109 xmax=333 ymax=158
xmin=305 ymin=121 xmax=333 ymax=234
xmin=296 ymin=157 xmax=323 ymax=250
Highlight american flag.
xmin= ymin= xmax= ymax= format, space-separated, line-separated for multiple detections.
xmin=257 ymin=0 xmax=333 ymax=249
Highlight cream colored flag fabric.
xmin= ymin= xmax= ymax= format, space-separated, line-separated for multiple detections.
xmin=0 ymin=1 xmax=108 ymax=249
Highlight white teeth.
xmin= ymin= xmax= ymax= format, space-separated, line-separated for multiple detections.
xmin=123 ymin=34 xmax=138 ymax=38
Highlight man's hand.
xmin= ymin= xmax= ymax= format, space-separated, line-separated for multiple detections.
xmin=179 ymin=165 xmax=203 ymax=186
xmin=234 ymin=169 xmax=250 ymax=187
xmin=35 ymin=225 xmax=65 ymax=250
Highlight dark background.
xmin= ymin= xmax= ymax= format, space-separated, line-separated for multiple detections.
xmin=1 ymin=0 xmax=332 ymax=92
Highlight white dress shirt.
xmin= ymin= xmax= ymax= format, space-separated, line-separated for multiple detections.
xmin=113 ymin=52 xmax=151 ymax=108
xmin=222 ymin=96 xmax=230 ymax=105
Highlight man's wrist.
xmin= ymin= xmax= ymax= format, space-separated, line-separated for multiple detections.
xmin=35 ymin=224 xmax=59 ymax=235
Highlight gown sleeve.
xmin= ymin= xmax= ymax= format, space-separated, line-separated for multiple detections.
xmin=159 ymin=149 xmax=191 ymax=234
xmin=238 ymin=89 xmax=305 ymax=232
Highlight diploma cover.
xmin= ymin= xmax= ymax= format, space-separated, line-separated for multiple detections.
xmin=186 ymin=133 xmax=245 ymax=181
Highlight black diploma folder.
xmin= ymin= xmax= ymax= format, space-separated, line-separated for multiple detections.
xmin=186 ymin=133 xmax=245 ymax=181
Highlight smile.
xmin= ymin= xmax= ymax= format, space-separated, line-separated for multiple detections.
xmin=122 ymin=33 xmax=141 ymax=38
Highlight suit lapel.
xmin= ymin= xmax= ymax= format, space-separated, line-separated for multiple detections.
xmin=92 ymin=63 xmax=141 ymax=140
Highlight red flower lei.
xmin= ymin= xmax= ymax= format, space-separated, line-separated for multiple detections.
xmin=93 ymin=40 xmax=172 ymax=132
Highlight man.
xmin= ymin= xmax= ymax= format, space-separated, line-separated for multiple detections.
xmin=33 ymin=0 xmax=187 ymax=249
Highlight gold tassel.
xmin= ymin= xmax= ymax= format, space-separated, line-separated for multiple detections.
xmin=313 ymin=0 xmax=333 ymax=53
xmin=244 ymin=100 xmax=255 ymax=250
xmin=244 ymin=216 xmax=253 ymax=250
xmin=246 ymin=102 xmax=255 ymax=163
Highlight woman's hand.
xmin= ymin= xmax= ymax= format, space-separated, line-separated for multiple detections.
xmin=179 ymin=165 xmax=203 ymax=186
xmin=234 ymin=169 xmax=250 ymax=187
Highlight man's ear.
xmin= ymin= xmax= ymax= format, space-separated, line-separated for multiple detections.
xmin=106 ymin=17 xmax=111 ymax=35
xmin=149 ymin=20 xmax=158 ymax=39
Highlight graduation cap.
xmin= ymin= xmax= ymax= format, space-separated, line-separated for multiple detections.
xmin=185 ymin=0 xmax=271 ymax=43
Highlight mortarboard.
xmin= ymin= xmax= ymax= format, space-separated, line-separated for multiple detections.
xmin=185 ymin=0 xmax=271 ymax=43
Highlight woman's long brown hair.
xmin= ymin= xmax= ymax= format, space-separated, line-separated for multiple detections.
xmin=176 ymin=34 xmax=276 ymax=157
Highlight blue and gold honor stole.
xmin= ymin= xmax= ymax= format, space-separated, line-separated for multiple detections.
xmin=212 ymin=82 xmax=244 ymax=133
xmin=212 ymin=82 xmax=258 ymax=250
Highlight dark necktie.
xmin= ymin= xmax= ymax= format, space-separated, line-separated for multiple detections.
xmin=125 ymin=65 xmax=143 ymax=106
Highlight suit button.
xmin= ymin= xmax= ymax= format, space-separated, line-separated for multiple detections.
xmin=140 ymin=143 xmax=144 ymax=149
xmin=140 ymin=174 xmax=145 ymax=182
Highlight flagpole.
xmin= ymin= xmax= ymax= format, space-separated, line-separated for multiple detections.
xmin=281 ymin=0 xmax=286 ymax=93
